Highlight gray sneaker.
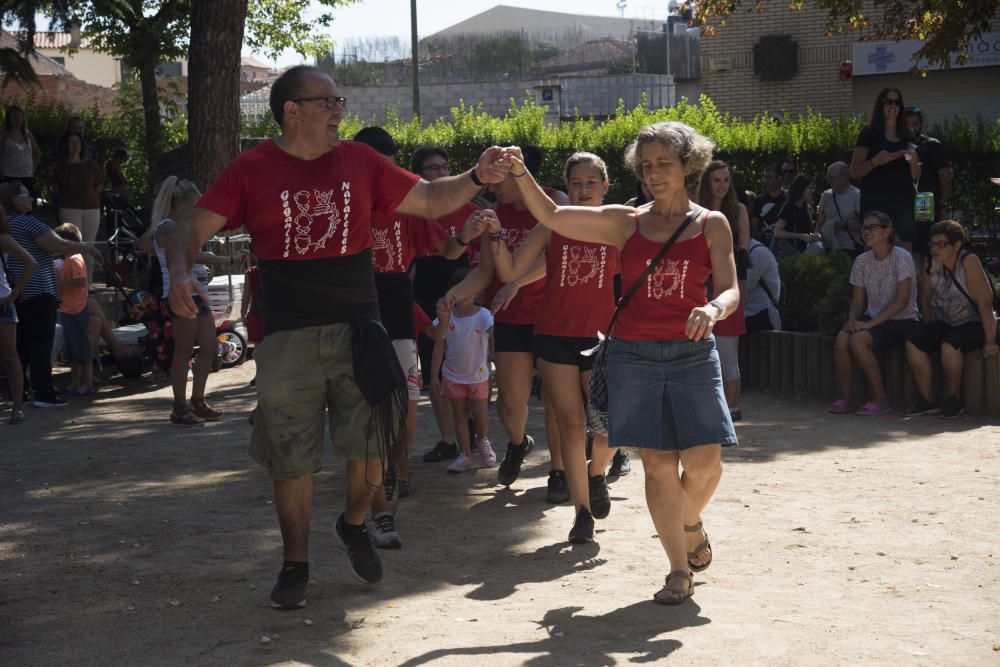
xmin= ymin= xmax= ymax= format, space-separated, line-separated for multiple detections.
xmin=371 ymin=513 xmax=402 ymax=550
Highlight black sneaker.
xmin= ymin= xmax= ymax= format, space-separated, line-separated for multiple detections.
xmin=498 ymin=435 xmax=534 ymax=486
xmin=903 ymin=398 xmax=941 ymax=417
xmin=270 ymin=562 xmax=309 ymax=609
xmin=422 ymin=440 xmax=458 ymax=463
xmin=588 ymin=473 xmax=611 ymax=519
xmin=33 ymin=394 xmax=68 ymax=408
xmin=335 ymin=513 xmax=383 ymax=583
xmin=608 ymin=449 xmax=631 ymax=477
xmin=546 ymin=469 xmax=570 ymax=503
xmin=940 ymin=395 xmax=965 ymax=420
xmin=568 ymin=507 xmax=595 ymax=544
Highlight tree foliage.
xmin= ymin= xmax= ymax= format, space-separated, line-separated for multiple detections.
xmin=244 ymin=0 xmax=359 ymax=60
xmin=687 ymin=0 xmax=1000 ymax=69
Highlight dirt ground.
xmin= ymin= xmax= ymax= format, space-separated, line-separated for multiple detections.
xmin=2 ymin=360 xmax=999 ymax=666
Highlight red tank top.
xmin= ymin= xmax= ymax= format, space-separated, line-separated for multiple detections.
xmin=484 ymin=201 xmax=546 ymax=325
xmin=615 ymin=213 xmax=712 ymax=341
xmin=534 ymin=230 xmax=619 ymax=338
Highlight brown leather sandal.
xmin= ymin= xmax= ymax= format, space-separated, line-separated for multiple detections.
xmin=653 ymin=570 xmax=693 ymax=605
xmin=685 ymin=520 xmax=713 ymax=572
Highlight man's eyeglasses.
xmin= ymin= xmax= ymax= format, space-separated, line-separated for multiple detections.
xmin=292 ymin=96 xmax=347 ymax=110
xmin=861 ymin=224 xmax=888 ymax=232
xmin=882 ymin=98 xmax=901 ymax=107
xmin=928 ymin=240 xmax=952 ymax=249
xmin=421 ymin=162 xmax=450 ymax=173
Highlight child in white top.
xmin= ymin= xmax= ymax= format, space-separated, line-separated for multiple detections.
xmin=431 ymin=271 xmax=495 ymax=472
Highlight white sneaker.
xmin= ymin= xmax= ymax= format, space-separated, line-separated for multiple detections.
xmin=446 ymin=453 xmax=475 ymax=473
xmin=477 ymin=437 xmax=496 ymax=467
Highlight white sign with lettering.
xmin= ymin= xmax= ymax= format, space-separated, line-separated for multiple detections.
xmin=853 ymin=32 xmax=1000 ymax=76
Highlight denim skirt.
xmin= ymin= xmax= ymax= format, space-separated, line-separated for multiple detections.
xmin=606 ymin=336 xmax=738 ymax=451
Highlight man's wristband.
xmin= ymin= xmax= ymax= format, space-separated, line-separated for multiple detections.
xmin=487 ymin=231 xmax=503 ymax=241
xmin=512 ymin=169 xmax=527 ymax=178
xmin=469 ymin=168 xmax=484 ymax=187
xmin=453 ymin=234 xmax=468 ymax=247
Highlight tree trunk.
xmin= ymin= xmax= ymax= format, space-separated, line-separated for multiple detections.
xmin=188 ymin=0 xmax=248 ymax=190
xmin=137 ymin=59 xmax=163 ymax=166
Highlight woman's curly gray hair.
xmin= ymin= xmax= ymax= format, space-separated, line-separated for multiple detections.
xmin=624 ymin=121 xmax=715 ymax=179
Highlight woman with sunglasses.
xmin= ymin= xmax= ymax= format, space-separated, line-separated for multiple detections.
xmin=829 ymin=211 xmax=919 ymax=416
xmin=904 ymin=220 xmax=998 ymax=420
xmin=849 ymin=88 xmax=921 ymax=250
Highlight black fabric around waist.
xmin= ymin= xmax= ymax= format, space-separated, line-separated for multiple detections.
xmin=374 ymin=271 xmax=415 ymax=340
xmin=258 ymin=250 xmax=379 ymax=336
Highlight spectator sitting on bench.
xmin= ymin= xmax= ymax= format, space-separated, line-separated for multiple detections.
xmin=829 ymin=211 xmax=920 ymax=416
xmin=904 ymin=220 xmax=998 ymax=419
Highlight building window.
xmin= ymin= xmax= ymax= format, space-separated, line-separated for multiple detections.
xmin=155 ymin=62 xmax=183 ymax=77
xmin=51 ymin=56 xmax=65 ymax=66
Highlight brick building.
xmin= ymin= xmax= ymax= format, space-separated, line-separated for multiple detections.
xmin=698 ymin=6 xmax=1000 ymax=122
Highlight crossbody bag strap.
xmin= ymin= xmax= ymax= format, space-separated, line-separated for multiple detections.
xmin=830 ymin=192 xmax=859 ymax=248
xmin=606 ymin=209 xmax=698 ymax=333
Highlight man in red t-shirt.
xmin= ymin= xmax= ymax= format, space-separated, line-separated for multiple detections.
xmin=163 ymin=66 xmax=511 ymax=610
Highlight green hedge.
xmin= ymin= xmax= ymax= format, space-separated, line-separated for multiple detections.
xmin=301 ymin=95 xmax=1000 ymax=237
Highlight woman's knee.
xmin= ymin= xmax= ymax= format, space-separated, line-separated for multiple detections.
xmin=848 ymin=331 xmax=873 ymax=354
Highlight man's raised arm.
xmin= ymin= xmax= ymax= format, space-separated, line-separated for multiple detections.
xmin=164 ymin=207 xmax=228 ymax=318
xmin=396 ymin=146 xmax=510 ymax=220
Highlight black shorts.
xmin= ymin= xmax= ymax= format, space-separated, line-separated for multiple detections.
xmin=907 ymin=320 xmax=988 ymax=354
xmin=532 ymin=334 xmax=599 ymax=371
xmin=494 ymin=322 xmax=534 ymax=354
xmin=866 ymin=318 xmax=919 ymax=349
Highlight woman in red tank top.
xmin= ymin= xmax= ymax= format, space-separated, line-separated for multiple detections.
xmin=480 ymin=152 xmax=620 ymax=542
xmin=501 ymin=122 xmax=739 ymax=606
xmin=697 ymin=160 xmax=750 ymax=421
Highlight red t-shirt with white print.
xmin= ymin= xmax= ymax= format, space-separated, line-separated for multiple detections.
xmin=485 ymin=201 xmax=546 ymax=325
xmin=533 ymin=230 xmax=619 ymax=338
xmin=195 ymin=139 xmax=419 ymax=334
xmin=198 ymin=139 xmax=418 ymax=260
xmin=370 ymin=211 xmax=448 ymax=274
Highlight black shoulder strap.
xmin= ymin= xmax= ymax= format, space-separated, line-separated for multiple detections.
xmin=606 ymin=209 xmax=699 ymax=333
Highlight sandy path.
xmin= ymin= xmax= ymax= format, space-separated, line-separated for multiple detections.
xmin=2 ymin=362 xmax=998 ymax=666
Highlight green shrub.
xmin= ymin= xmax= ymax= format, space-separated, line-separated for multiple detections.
xmin=777 ymin=251 xmax=853 ymax=334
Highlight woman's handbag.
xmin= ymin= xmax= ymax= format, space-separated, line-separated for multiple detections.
xmin=585 ymin=211 xmax=697 ymax=436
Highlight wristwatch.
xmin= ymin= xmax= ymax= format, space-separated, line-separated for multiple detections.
xmin=469 ymin=168 xmax=484 ymax=187
xmin=708 ymin=299 xmax=725 ymax=319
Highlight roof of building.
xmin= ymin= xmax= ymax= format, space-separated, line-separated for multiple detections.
xmin=241 ymin=56 xmax=271 ymax=70
xmin=0 ymin=31 xmax=77 ymax=77
xmin=427 ymin=5 xmax=659 ymax=40
xmin=29 ymin=31 xmax=92 ymax=50
xmin=539 ymin=37 xmax=633 ymax=73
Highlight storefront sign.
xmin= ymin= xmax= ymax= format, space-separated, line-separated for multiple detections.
xmin=853 ymin=32 xmax=1000 ymax=75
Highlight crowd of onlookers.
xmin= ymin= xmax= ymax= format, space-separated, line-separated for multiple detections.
xmin=0 ymin=107 xmax=136 ymax=424
xmin=729 ymin=89 xmax=997 ymax=421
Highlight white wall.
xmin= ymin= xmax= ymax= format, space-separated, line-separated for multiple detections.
xmin=38 ymin=47 xmax=120 ymax=88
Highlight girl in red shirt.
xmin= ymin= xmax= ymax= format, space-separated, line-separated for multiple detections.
xmin=502 ymin=123 xmax=739 ymax=606
xmin=480 ymin=152 xmax=619 ymax=543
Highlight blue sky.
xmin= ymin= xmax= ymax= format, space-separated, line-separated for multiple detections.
xmin=243 ymin=0 xmax=670 ymax=66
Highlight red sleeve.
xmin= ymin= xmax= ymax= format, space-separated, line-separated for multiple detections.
xmin=412 ymin=304 xmax=432 ymax=334
xmin=410 ymin=217 xmax=449 ymax=258
xmin=196 ymin=159 xmax=248 ymax=231
xmin=368 ymin=146 xmax=420 ymax=215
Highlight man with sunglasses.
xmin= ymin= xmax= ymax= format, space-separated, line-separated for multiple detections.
xmin=781 ymin=161 xmax=797 ymax=189
xmin=162 ymin=65 xmax=511 ymax=611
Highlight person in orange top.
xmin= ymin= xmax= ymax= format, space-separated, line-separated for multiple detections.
xmin=54 ymin=223 xmax=94 ymax=394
